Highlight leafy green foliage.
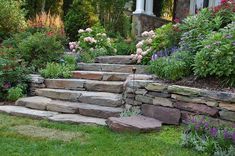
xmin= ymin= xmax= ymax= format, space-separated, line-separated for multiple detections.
xmin=194 ymin=23 xmax=235 ymax=86
xmin=64 ymin=0 xmax=98 ymax=41
xmin=152 ymin=23 xmax=180 ymax=51
xmin=0 ymin=0 xmax=26 ymax=39
xmin=179 ymin=9 xmax=222 ymax=54
xmin=2 ymin=32 xmax=64 ymax=71
xmin=181 ymin=116 xmax=235 ymax=155
xmin=7 ymin=85 xmax=25 ymax=101
xmin=40 ymin=62 xmax=72 ymax=79
xmin=113 ymin=38 xmax=136 ymax=55
xmin=95 ymin=0 xmax=132 ymax=38
xmin=149 ymin=51 xmax=193 ymax=80
xmin=0 ymin=53 xmax=29 ymax=101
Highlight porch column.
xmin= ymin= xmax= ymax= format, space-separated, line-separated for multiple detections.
xmin=145 ymin=0 xmax=155 ymax=16
xmin=133 ymin=0 xmax=145 ymax=14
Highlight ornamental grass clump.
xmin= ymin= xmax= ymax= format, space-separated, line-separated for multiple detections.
xmin=181 ymin=116 xmax=235 ymax=155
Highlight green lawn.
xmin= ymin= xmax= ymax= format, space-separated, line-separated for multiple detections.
xmin=0 ymin=114 xmax=206 ymax=156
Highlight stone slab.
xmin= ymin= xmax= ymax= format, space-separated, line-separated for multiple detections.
xmin=84 ymin=80 xmax=123 ymax=93
xmin=142 ymin=104 xmax=181 ymax=125
xmin=78 ymin=103 xmax=123 ymax=118
xmin=16 ymin=96 xmax=52 ymax=110
xmin=72 ymin=71 xmax=103 ymax=80
xmin=219 ymin=102 xmax=235 ymax=111
xmin=153 ymin=97 xmax=173 ymax=107
xmin=0 ymin=106 xmax=58 ymax=119
xmin=173 ymin=102 xmax=219 ymax=117
xmin=106 ymin=115 xmax=162 ymax=132
xmin=145 ymin=83 xmax=168 ymax=92
xmin=77 ymin=63 xmax=147 ymax=74
xmin=219 ymin=110 xmax=235 ymax=122
xmin=45 ymin=79 xmax=85 ymax=90
xmin=49 ymin=114 xmax=106 ymax=125
xmin=171 ymin=94 xmax=218 ymax=107
xmin=95 ymin=55 xmax=136 ymax=64
xmin=47 ymin=100 xmax=80 ymax=113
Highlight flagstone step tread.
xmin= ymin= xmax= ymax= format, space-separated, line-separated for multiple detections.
xmin=16 ymin=96 xmax=123 ymax=118
xmin=0 ymin=105 xmax=106 ymax=125
xmin=95 ymin=55 xmax=136 ymax=64
xmin=48 ymin=114 xmax=106 ymax=125
xmin=72 ymin=71 xmax=153 ymax=81
xmin=77 ymin=63 xmax=147 ymax=74
xmin=0 ymin=105 xmax=58 ymax=119
xmin=45 ymin=79 xmax=124 ymax=93
xmin=36 ymin=89 xmax=123 ymax=107
xmin=106 ymin=115 xmax=162 ymax=133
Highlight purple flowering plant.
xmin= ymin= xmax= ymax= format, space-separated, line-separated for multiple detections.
xmin=183 ymin=116 xmax=235 ymax=154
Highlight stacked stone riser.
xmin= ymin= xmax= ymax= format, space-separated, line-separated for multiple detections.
xmin=124 ymin=80 xmax=235 ymax=126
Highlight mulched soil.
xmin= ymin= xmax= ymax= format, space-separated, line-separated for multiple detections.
xmin=154 ymin=75 xmax=235 ymax=93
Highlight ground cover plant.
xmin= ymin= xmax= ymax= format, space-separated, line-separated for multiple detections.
xmin=0 ymin=114 xmax=206 ymax=156
xmin=181 ymin=116 xmax=235 ymax=156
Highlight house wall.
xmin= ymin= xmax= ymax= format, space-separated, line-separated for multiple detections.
xmin=174 ymin=0 xmax=191 ymax=21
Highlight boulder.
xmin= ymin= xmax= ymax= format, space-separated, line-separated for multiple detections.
xmin=142 ymin=104 xmax=181 ymax=125
xmin=106 ymin=115 xmax=162 ymax=133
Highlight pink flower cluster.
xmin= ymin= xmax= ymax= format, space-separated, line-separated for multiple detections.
xmin=69 ymin=42 xmax=79 ymax=52
xmin=131 ymin=30 xmax=156 ymax=63
xmin=78 ymin=28 xmax=93 ymax=34
xmin=84 ymin=37 xmax=97 ymax=44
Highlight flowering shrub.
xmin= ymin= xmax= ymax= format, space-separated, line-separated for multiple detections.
xmin=131 ymin=23 xmax=180 ymax=65
xmin=194 ymin=22 xmax=235 ymax=86
xmin=131 ymin=30 xmax=155 ymax=64
xmin=69 ymin=25 xmax=116 ymax=63
xmin=181 ymin=116 xmax=235 ymax=155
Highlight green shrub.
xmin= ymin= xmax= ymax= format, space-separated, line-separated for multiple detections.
xmin=0 ymin=0 xmax=26 ymax=39
xmin=64 ymin=0 xmax=98 ymax=41
xmin=194 ymin=23 xmax=235 ymax=86
xmin=0 ymin=54 xmax=29 ymax=101
xmin=179 ymin=9 xmax=222 ymax=54
xmin=40 ymin=62 xmax=72 ymax=79
xmin=114 ymin=38 xmax=136 ymax=55
xmin=152 ymin=23 xmax=180 ymax=51
xmin=63 ymin=55 xmax=77 ymax=71
xmin=7 ymin=85 xmax=25 ymax=101
xmin=149 ymin=51 xmax=193 ymax=80
xmin=3 ymin=32 xmax=64 ymax=71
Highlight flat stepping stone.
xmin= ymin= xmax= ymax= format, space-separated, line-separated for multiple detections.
xmin=45 ymin=79 xmax=124 ymax=93
xmin=72 ymin=71 xmax=130 ymax=81
xmin=77 ymin=63 xmax=147 ymax=74
xmin=106 ymin=115 xmax=162 ymax=133
xmin=0 ymin=105 xmax=58 ymax=119
xmin=0 ymin=105 xmax=106 ymax=126
xmin=36 ymin=89 xmax=122 ymax=107
xmin=95 ymin=55 xmax=136 ymax=64
xmin=49 ymin=114 xmax=106 ymax=126
xmin=16 ymin=96 xmax=52 ymax=110
xmin=17 ymin=96 xmax=123 ymax=118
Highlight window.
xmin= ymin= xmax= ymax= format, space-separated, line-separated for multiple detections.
xmin=190 ymin=0 xmax=222 ymax=15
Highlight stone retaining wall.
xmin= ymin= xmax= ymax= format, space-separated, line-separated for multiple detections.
xmin=124 ymin=80 xmax=235 ymax=126
xmin=29 ymin=74 xmax=45 ymax=96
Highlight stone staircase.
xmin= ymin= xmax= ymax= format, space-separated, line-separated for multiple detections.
xmin=0 ymin=56 xmax=154 ymax=127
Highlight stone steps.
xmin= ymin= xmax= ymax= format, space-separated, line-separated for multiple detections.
xmin=77 ymin=63 xmax=147 ymax=74
xmin=45 ymin=79 xmax=124 ymax=93
xmin=0 ymin=105 xmax=106 ymax=125
xmin=95 ymin=55 xmax=136 ymax=64
xmin=72 ymin=71 xmax=154 ymax=81
xmin=36 ymin=88 xmax=123 ymax=107
xmin=16 ymin=96 xmax=123 ymax=118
